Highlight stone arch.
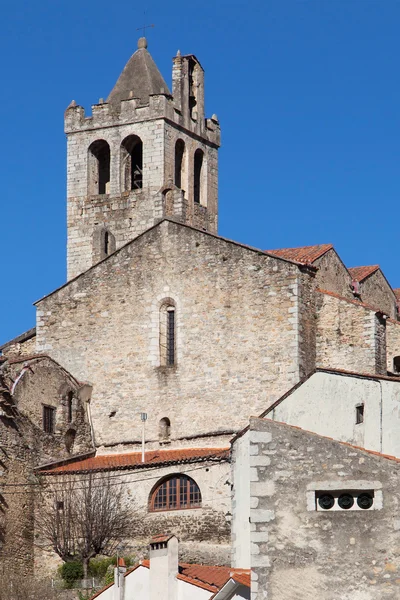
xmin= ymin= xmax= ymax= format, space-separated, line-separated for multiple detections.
xmin=174 ymin=139 xmax=186 ymax=192
xmin=159 ymin=298 xmax=176 ymax=367
xmin=88 ymin=139 xmax=110 ymax=195
xmin=194 ymin=148 xmax=205 ymax=205
xmin=159 ymin=417 xmax=171 ymax=442
xmin=121 ymin=134 xmax=143 ymax=191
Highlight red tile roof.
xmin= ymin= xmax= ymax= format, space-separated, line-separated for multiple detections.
xmin=89 ymin=561 xmax=250 ymax=600
xmin=266 ymin=244 xmax=333 ymax=264
xmin=39 ymin=447 xmax=230 ymax=474
xmin=348 ymin=265 xmax=380 ymax=282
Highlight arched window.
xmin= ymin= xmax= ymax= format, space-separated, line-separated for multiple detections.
xmin=160 ymin=301 xmax=176 ymax=367
xmin=159 ymin=417 xmax=171 ymax=441
xmin=193 ymin=149 xmax=204 ymax=205
xmin=149 ymin=475 xmax=201 ymax=512
xmin=121 ymin=135 xmax=143 ymax=191
xmin=88 ymin=140 xmax=110 ymax=195
xmin=67 ymin=391 xmax=73 ymax=423
xmin=174 ymin=140 xmax=186 ymax=191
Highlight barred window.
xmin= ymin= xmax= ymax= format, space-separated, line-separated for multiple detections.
xmin=159 ymin=300 xmax=176 ymax=367
xmin=43 ymin=405 xmax=56 ymax=434
xmin=149 ymin=475 xmax=201 ymax=512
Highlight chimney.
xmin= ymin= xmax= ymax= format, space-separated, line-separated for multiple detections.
xmin=113 ymin=557 xmax=126 ymax=600
xmin=149 ymin=535 xmax=179 ymax=600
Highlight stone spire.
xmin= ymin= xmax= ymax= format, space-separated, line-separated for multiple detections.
xmin=107 ymin=38 xmax=171 ymax=106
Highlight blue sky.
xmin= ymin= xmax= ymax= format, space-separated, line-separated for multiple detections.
xmin=1 ymin=0 xmax=399 ymax=345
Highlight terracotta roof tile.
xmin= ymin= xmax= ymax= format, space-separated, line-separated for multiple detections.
xmin=266 ymin=244 xmax=333 ymax=264
xmin=348 ymin=265 xmax=380 ymax=282
xmin=178 ymin=563 xmax=250 ymax=591
xmin=39 ymin=447 xmax=230 ymax=474
xmin=89 ymin=561 xmax=250 ymax=600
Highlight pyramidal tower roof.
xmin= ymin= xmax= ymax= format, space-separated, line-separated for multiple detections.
xmin=107 ymin=37 xmax=171 ymax=106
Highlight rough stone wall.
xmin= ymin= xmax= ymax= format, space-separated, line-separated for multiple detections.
xmin=35 ymin=458 xmax=230 ymax=578
xmin=0 ymin=361 xmax=92 ymax=577
xmin=313 ymin=249 xmax=353 ymax=299
xmin=3 ymin=356 xmax=93 ymax=457
xmin=297 ymin=269 xmax=317 ymax=377
xmin=316 ymin=292 xmax=381 ymax=373
xmin=358 ymin=270 xmax=397 ymax=318
xmin=1 ymin=333 xmax=36 ymax=359
xmin=36 ymin=220 xmax=303 ymax=450
xmin=65 ymin=56 xmax=220 ymax=281
xmin=386 ymin=319 xmax=400 ymax=372
xmin=163 ymin=122 xmax=218 ymax=233
xmin=248 ymin=417 xmax=400 ymax=600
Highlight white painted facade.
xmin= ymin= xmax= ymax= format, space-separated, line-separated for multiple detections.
xmin=268 ymin=370 xmax=400 ymax=457
xmin=231 ymin=431 xmax=251 ymax=569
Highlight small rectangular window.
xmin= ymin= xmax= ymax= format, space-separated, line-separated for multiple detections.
xmin=43 ymin=405 xmax=56 ymax=434
xmin=356 ymin=404 xmax=364 ymax=425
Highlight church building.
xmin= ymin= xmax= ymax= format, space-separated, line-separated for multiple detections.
xmin=1 ymin=37 xmax=400 ymax=597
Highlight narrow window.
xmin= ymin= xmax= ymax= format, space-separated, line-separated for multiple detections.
xmin=174 ymin=140 xmax=186 ymax=191
xmin=67 ymin=391 xmax=73 ymax=423
xmin=159 ymin=417 xmax=171 ymax=441
xmin=100 ymin=229 xmax=115 ymax=260
xmin=88 ymin=140 xmax=110 ymax=195
xmin=393 ymin=356 xmax=400 ymax=373
xmin=149 ymin=475 xmax=201 ymax=512
xmin=167 ymin=308 xmax=175 ymax=366
xmin=104 ymin=231 xmax=109 ymax=256
xmin=193 ymin=149 xmax=204 ymax=205
xmin=43 ymin=405 xmax=56 ymax=434
xmin=356 ymin=404 xmax=364 ymax=425
xmin=65 ymin=429 xmax=76 ymax=453
xmin=121 ymin=135 xmax=143 ymax=191
xmin=159 ymin=301 xmax=176 ymax=367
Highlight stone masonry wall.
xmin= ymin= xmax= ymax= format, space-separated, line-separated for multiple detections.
xmin=316 ymin=291 xmax=381 ymax=373
xmin=359 ymin=270 xmax=397 ymax=319
xmin=248 ymin=417 xmax=400 ymax=600
xmin=386 ymin=319 xmax=400 ymax=372
xmin=36 ymin=220 xmax=303 ymax=450
xmin=35 ymin=458 xmax=231 ymax=578
xmin=313 ymin=248 xmax=353 ymax=299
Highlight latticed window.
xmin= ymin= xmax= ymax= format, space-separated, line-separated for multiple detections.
xmin=43 ymin=405 xmax=56 ymax=434
xmin=149 ymin=475 xmax=201 ymax=512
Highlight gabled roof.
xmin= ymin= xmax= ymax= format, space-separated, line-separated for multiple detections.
xmin=107 ymin=38 xmax=171 ymax=106
xmin=89 ymin=561 xmax=250 ymax=599
xmin=38 ymin=446 xmax=230 ymax=474
xmin=266 ymin=244 xmax=333 ymax=264
xmin=348 ymin=265 xmax=380 ymax=282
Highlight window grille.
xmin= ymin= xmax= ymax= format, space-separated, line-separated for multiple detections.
xmin=167 ymin=309 xmax=175 ymax=366
xmin=43 ymin=405 xmax=56 ymax=434
xmin=150 ymin=475 xmax=201 ymax=512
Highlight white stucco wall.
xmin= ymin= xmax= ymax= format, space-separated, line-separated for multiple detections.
xmin=271 ymin=371 xmax=400 ymax=457
xmin=231 ymin=431 xmax=251 ymax=568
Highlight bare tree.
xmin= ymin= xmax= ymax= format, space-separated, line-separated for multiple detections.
xmin=36 ymin=472 xmax=132 ymax=578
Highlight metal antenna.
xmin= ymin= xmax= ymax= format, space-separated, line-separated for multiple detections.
xmin=136 ymin=23 xmax=155 ymax=36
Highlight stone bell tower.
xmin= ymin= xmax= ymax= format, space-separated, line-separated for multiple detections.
xmin=65 ymin=38 xmax=220 ymax=280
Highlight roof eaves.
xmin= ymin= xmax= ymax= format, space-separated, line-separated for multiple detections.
xmin=0 ymin=327 xmax=36 ymax=352
xmin=253 ymin=417 xmax=400 ymax=463
xmin=35 ymin=220 xmax=310 ymax=305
